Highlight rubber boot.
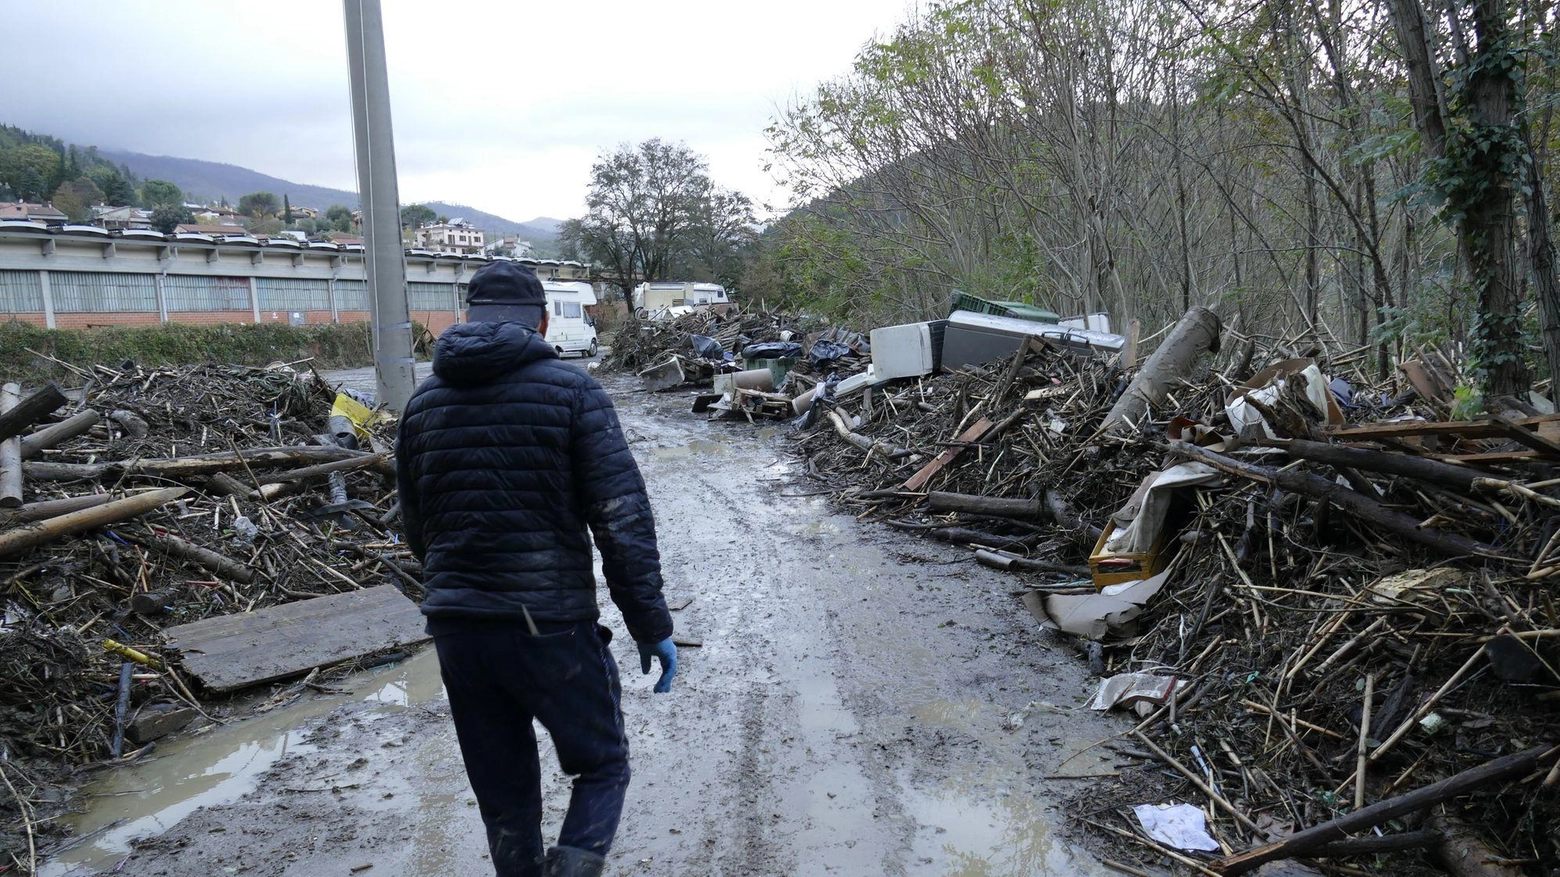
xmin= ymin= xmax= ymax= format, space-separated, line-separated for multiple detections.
xmin=543 ymin=845 xmax=606 ymax=877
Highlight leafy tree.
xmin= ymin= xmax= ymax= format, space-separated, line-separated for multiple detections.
xmin=51 ymin=177 xmax=106 ymax=222
xmin=86 ymin=166 xmax=135 ymax=205
xmin=283 ymin=193 xmax=293 ymax=225
xmin=150 ymin=204 xmax=193 ymax=234
xmin=6 ymin=144 xmax=62 ymax=200
xmin=566 ymin=138 xmax=754 ymax=299
xmin=238 ymin=191 xmax=279 ymax=218
xmin=141 ymin=179 xmax=183 ymax=208
xmin=400 ymin=203 xmax=436 ymax=229
xmin=325 ymin=204 xmax=354 ymax=233
xmin=249 ymin=218 xmax=284 ymax=236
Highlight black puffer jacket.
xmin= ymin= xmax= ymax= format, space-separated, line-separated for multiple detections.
xmin=395 ymin=321 xmax=672 ymax=644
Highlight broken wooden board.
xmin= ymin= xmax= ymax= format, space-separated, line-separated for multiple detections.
xmin=903 ymin=417 xmax=995 ymax=491
xmin=1325 ymin=413 xmax=1560 ymax=441
xmin=163 ymin=585 xmax=428 ymax=693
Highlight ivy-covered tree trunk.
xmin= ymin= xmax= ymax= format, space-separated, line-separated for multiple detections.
xmin=1457 ymin=0 xmax=1530 ymax=397
xmin=1388 ymin=0 xmax=1530 ymax=398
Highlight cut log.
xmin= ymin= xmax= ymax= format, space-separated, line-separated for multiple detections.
xmin=0 ymin=382 xmax=67 ymax=443
xmin=130 ymin=589 xmax=181 ymax=616
xmin=22 ymin=461 xmax=108 ymax=482
xmin=973 ymin=548 xmax=1089 ymax=577
xmin=0 ymin=494 xmax=113 ymax=526
xmin=258 ymin=451 xmax=392 ymax=484
xmin=1167 ymin=441 xmax=1510 ymax=561
xmin=0 ymin=384 xmax=21 ymax=508
xmin=121 ymin=445 xmax=372 ymax=478
xmin=205 ymin=471 xmax=259 ymax=500
xmin=108 ymin=409 xmax=150 ymax=440
xmin=1102 ymin=307 xmax=1222 ymax=433
xmin=0 ymin=488 xmax=189 ymax=559
xmin=928 ymin=491 xmax=1049 ymax=519
xmin=128 ymin=531 xmax=256 ymax=584
xmin=1212 ymin=746 xmax=1547 ymax=875
xmin=20 ymin=410 xmax=101 ymax=459
xmin=23 ymin=446 xmax=371 ymax=483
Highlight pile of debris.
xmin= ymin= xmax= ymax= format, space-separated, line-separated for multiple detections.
xmin=0 ymin=362 xmax=423 ymax=868
xmin=786 ymin=307 xmax=1558 ymax=874
xmin=606 ymin=306 xmax=875 ymax=416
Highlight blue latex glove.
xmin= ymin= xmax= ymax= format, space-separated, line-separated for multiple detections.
xmin=637 ymin=638 xmax=677 ymax=693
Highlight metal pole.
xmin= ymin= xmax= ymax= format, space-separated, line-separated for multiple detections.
xmin=344 ymin=0 xmax=415 ymax=412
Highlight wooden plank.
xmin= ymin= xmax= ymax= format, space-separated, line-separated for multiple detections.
xmin=163 ymin=585 xmax=428 ymax=693
xmin=1491 ymin=413 xmax=1560 ymax=458
xmin=1326 ymin=413 xmax=1560 ymax=441
xmin=903 ymin=417 xmax=995 ymax=491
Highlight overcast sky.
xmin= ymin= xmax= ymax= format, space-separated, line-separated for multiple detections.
xmin=1 ymin=1 xmax=915 ymax=222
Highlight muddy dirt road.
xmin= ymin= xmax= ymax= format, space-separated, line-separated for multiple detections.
xmin=47 ymin=371 xmax=1126 ymax=877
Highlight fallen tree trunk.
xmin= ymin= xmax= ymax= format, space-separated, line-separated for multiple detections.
xmin=20 ymin=410 xmax=101 ymax=459
xmin=0 ymin=384 xmax=21 ymax=508
xmin=258 ymin=451 xmax=391 ymax=484
xmin=1103 ymin=307 xmax=1222 ymax=434
xmin=1212 ymin=745 xmax=1547 ymax=875
xmin=0 ymin=488 xmax=189 ymax=559
xmin=23 ymin=446 xmax=372 ymax=483
xmin=0 ymin=382 xmax=67 ymax=443
xmin=973 ymin=548 xmax=1089 ymax=577
xmin=888 ymin=520 xmax=1041 ymax=551
xmin=128 ymin=531 xmax=257 ymax=584
xmin=1167 ymin=441 xmax=1511 ymax=561
xmin=928 ymin=491 xmax=1050 ymax=519
xmin=0 ymin=494 xmax=113 ymax=526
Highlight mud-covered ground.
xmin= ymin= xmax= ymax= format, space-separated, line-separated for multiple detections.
xmin=45 ymin=368 xmax=1131 ymax=877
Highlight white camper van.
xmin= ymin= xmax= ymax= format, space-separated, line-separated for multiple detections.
xmin=631 ymin=281 xmax=730 ymax=319
xmin=542 ymin=280 xmax=599 ymax=358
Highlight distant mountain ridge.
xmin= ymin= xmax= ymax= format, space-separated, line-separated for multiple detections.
xmin=98 ymin=148 xmax=560 ymax=244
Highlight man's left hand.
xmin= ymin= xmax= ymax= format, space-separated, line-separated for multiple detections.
xmin=637 ymin=638 xmax=677 ymax=693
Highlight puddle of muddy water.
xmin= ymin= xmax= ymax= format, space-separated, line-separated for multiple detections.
xmin=903 ymin=778 xmax=1079 ymax=876
xmin=40 ymin=648 xmax=445 ymax=877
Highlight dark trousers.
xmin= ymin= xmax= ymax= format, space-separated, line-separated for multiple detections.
xmin=434 ymin=620 xmax=630 ymax=877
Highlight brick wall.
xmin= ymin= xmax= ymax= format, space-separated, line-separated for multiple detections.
xmin=168 ymin=310 xmax=254 ymax=326
xmin=1 ymin=313 xmax=47 ymax=327
xmin=57 ymin=311 xmax=163 ymax=329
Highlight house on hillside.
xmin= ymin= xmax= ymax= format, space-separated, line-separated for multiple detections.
xmin=90 ymin=205 xmax=153 ymax=230
xmin=0 ymin=202 xmax=69 ymax=224
xmin=325 ymin=231 xmax=362 ymax=246
xmin=415 ymin=218 xmax=484 ymax=255
xmin=192 ymin=205 xmax=245 ymax=225
xmin=483 ymin=234 xmax=533 ymax=259
xmin=292 ymin=206 xmax=319 ymax=219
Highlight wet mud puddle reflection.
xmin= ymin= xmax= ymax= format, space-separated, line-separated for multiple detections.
xmin=40 ymin=648 xmax=445 ymax=876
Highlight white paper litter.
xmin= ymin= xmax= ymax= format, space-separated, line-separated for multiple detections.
xmin=1089 ymin=672 xmax=1180 ymax=712
xmin=1133 ymin=802 xmax=1221 ymax=852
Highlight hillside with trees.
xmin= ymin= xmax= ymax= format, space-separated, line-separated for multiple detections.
xmin=750 ymin=0 xmax=1560 ymax=401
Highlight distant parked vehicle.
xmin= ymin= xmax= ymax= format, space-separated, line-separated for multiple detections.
xmin=544 ymin=280 xmax=599 ymax=358
xmin=631 ymin=281 xmax=730 ymax=320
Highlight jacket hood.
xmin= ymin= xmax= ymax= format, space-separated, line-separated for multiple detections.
xmin=432 ymin=321 xmax=556 ymax=386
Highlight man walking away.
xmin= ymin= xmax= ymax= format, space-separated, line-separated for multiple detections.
xmin=396 ymin=261 xmax=678 ymax=877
